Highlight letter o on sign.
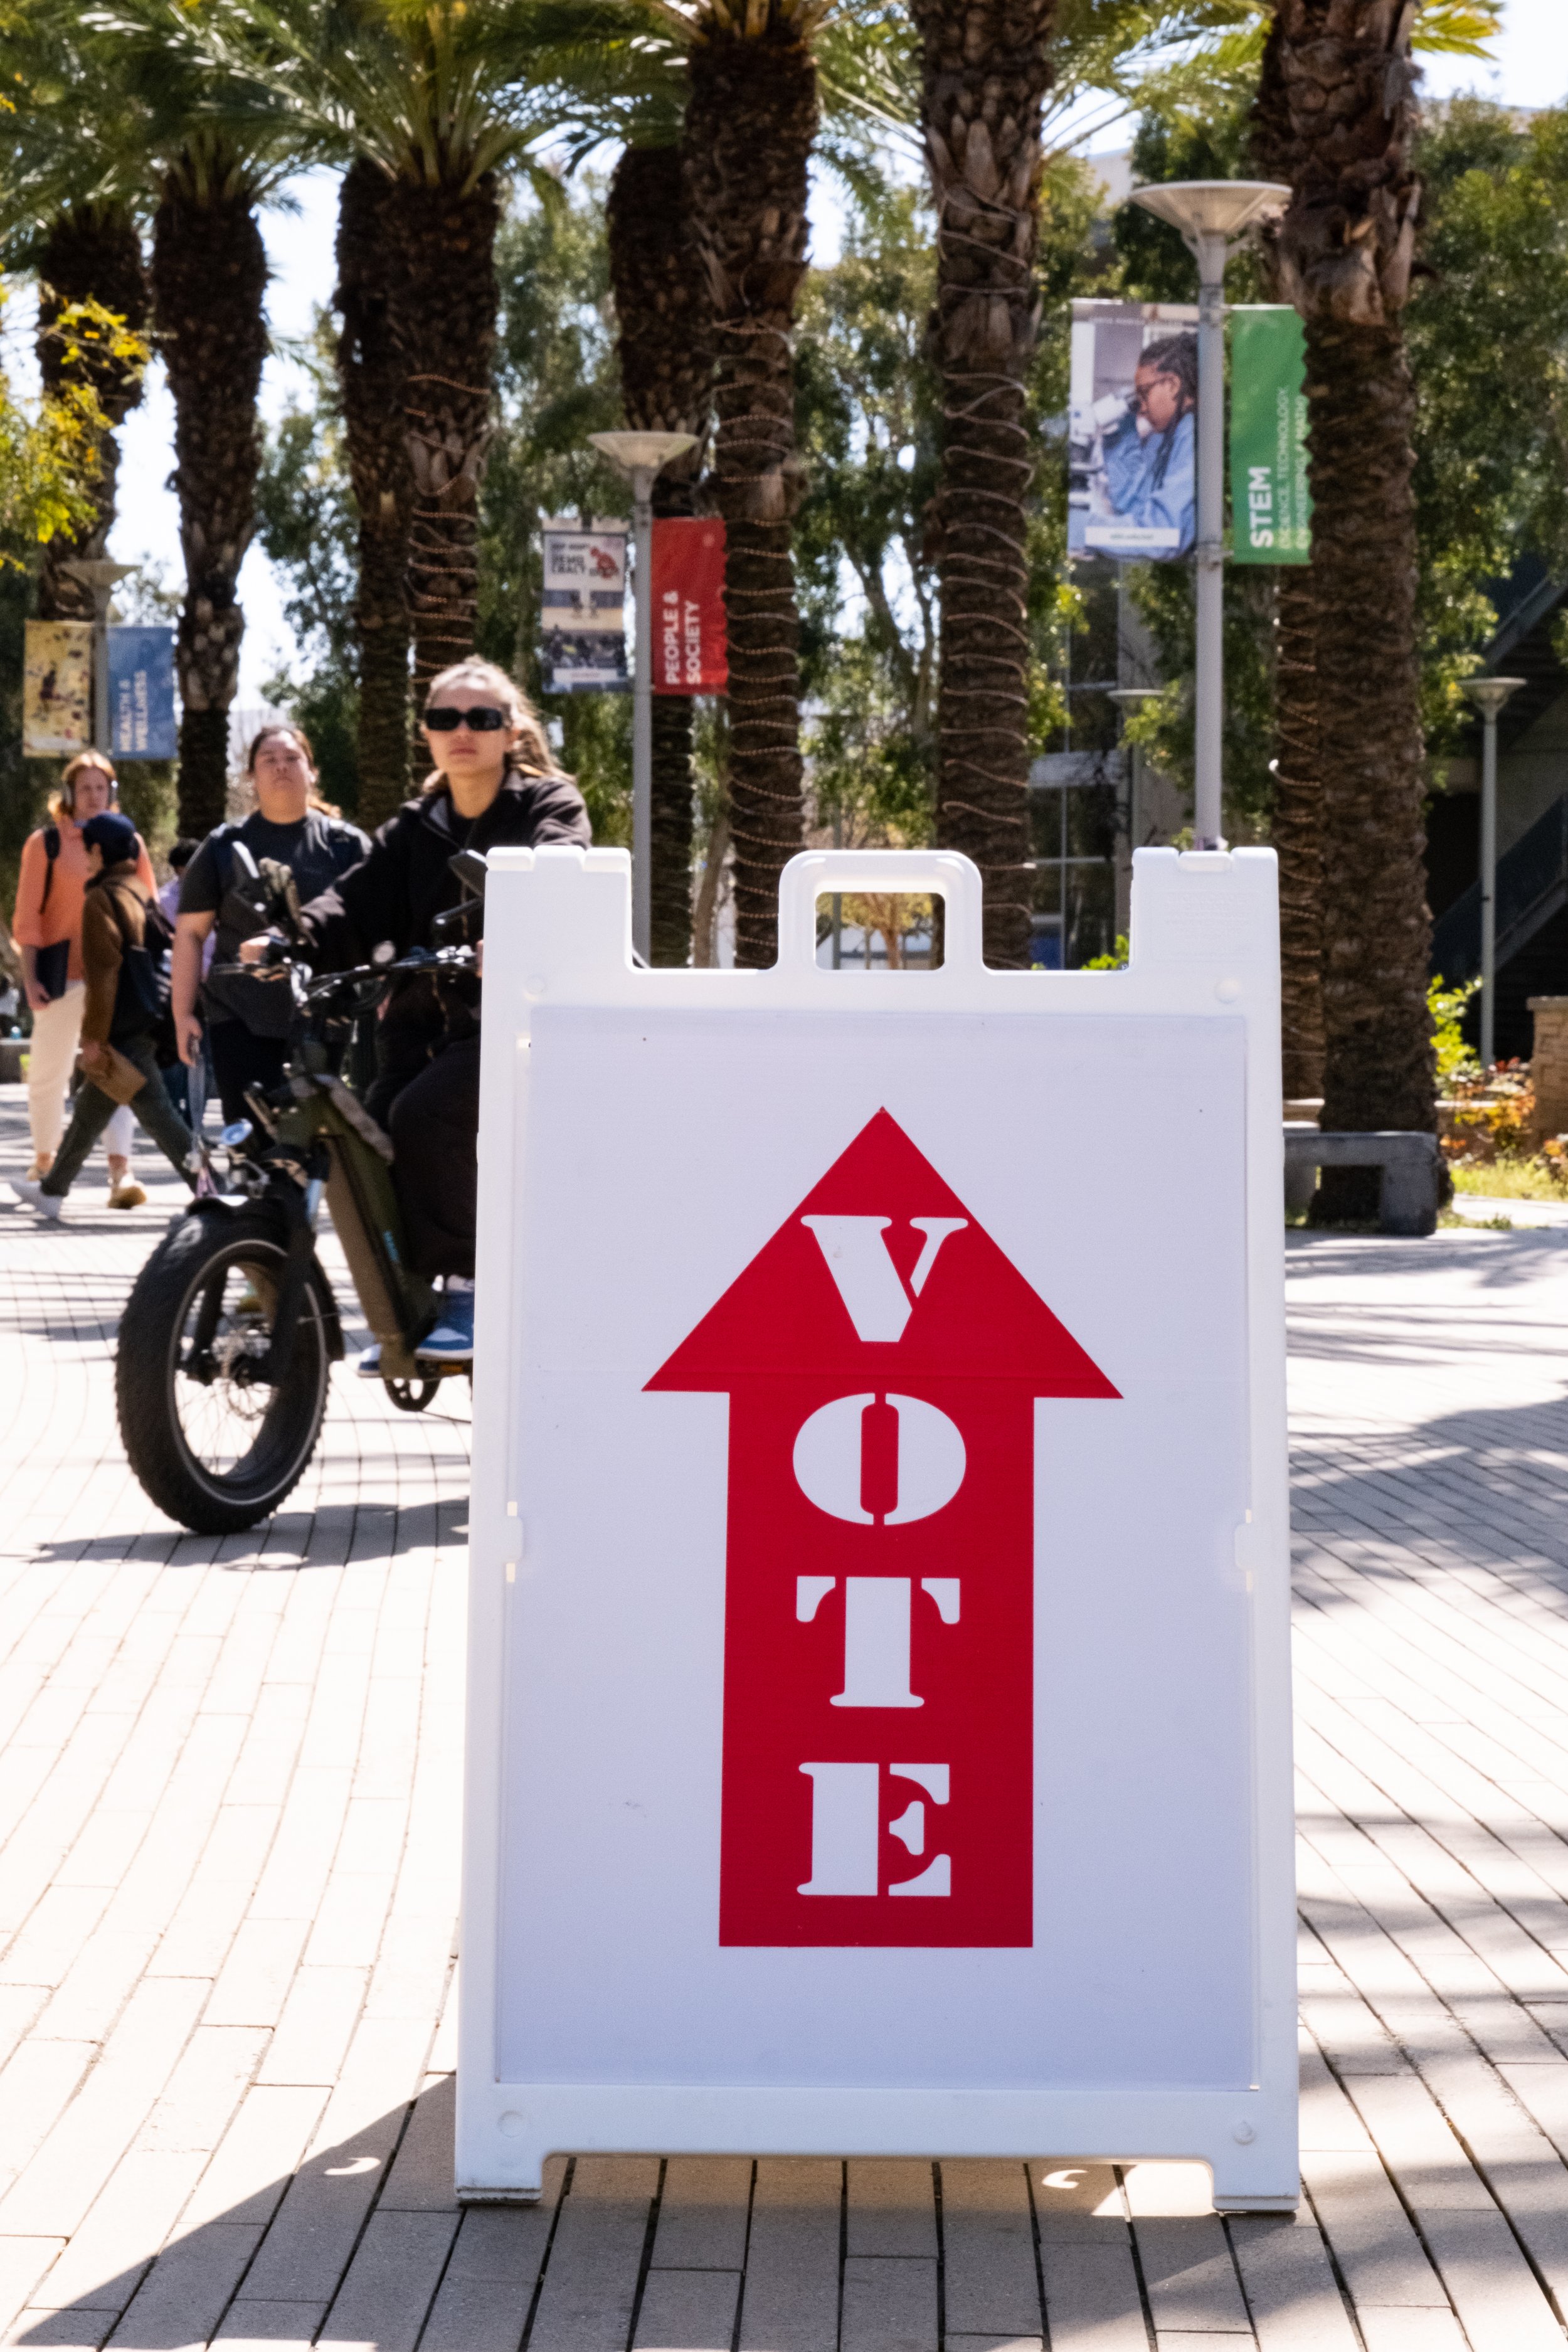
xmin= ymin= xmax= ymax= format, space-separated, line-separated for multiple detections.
xmin=793 ymin=1393 xmax=966 ymax=1525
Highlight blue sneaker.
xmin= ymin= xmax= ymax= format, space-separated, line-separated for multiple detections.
xmin=416 ymin=1286 xmax=474 ymax=1362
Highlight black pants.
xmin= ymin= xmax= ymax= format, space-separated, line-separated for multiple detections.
xmin=43 ymin=1038 xmax=193 ymax=1197
xmin=209 ymin=1022 xmax=287 ymax=1126
xmin=387 ymin=1034 xmax=480 ymax=1280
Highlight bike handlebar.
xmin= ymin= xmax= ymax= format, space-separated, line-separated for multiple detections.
xmin=209 ymin=943 xmax=477 ymax=1004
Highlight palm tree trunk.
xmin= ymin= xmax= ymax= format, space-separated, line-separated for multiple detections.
xmin=607 ymin=142 xmax=714 ymax=966
xmin=335 ymin=159 xmax=413 ymax=826
xmin=1253 ymin=18 xmax=1322 ymax=1105
xmin=36 ymin=203 xmax=149 ymax=625
xmin=1269 ymin=0 xmax=1434 ymax=1219
xmin=683 ymin=20 xmax=817 ymax=970
xmin=1273 ymin=563 xmax=1324 ymax=1100
xmin=911 ymin=0 xmax=1056 ymax=969
xmin=152 ymin=159 xmax=267 ymax=835
xmin=648 ymin=698 xmax=696 ymax=961
xmin=381 ymin=173 xmax=500 ymax=701
xmin=1306 ymin=314 xmax=1431 ymax=1131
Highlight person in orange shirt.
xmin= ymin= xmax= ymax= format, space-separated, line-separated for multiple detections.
xmin=11 ymin=751 xmax=157 ymax=1206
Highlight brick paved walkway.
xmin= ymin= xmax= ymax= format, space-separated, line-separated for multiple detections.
xmin=4 ymin=1084 xmax=1568 ymax=2349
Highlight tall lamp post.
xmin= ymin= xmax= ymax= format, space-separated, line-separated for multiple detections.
xmin=1125 ymin=182 xmax=1290 ymax=851
xmin=588 ymin=431 xmax=699 ymax=962
xmin=60 ymin=557 xmax=136 ymax=753
xmin=1461 ymin=674 xmax=1525 ymax=1071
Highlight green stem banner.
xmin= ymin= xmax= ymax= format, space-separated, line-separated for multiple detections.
xmin=1229 ymin=307 xmax=1311 ymax=566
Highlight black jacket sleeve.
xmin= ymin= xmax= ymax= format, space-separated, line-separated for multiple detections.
xmin=514 ymin=773 xmax=592 ymax=847
xmin=295 ymin=802 xmax=421 ymax=972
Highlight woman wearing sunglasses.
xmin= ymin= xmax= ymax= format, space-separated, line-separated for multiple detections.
xmin=241 ymin=659 xmax=589 ymax=1364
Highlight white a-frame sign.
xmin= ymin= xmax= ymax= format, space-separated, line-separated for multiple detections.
xmin=461 ymin=845 xmax=1296 ymax=2212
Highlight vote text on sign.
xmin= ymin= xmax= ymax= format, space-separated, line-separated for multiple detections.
xmin=650 ymin=1108 xmax=1117 ymax=1946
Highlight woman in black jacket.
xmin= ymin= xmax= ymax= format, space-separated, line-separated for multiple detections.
xmin=245 ymin=660 xmax=589 ymax=1361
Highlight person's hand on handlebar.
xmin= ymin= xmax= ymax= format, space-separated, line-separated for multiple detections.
xmin=238 ymin=932 xmax=283 ymax=967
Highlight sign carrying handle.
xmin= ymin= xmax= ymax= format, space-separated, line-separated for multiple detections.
xmin=775 ymin=850 xmax=986 ymax=974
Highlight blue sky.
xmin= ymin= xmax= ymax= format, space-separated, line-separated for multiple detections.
xmin=101 ymin=0 xmax=1568 ymax=703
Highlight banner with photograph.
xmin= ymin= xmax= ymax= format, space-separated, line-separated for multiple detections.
xmin=539 ymin=519 xmax=629 ymax=692
xmin=23 ymin=620 xmax=93 ymax=754
xmin=1229 ymin=306 xmax=1311 ymax=566
xmin=108 ymin=626 xmax=178 ymax=758
xmin=651 ymin=518 xmax=728 ymax=696
xmin=1069 ymin=300 xmax=1199 ymax=562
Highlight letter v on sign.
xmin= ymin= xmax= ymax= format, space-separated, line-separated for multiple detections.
xmin=799 ymin=1216 xmax=970 ymax=1341
xmin=647 ymin=1110 xmax=1118 ymax=1949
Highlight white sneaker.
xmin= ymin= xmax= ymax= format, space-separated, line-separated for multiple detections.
xmin=10 ymin=1175 xmax=62 ymax=1221
xmin=357 ymin=1344 xmax=383 ymax=1379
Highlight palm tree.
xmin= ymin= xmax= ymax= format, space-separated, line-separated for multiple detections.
xmin=908 ymin=0 xmax=1056 ymax=970
xmin=1266 ymin=0 xmax=1436 ymax=1205
xmin=149 ymin=132 xmax=272 ymax=832
xmin=1251 ymin=16 xmax=1322 ymax=1103
xmin=0 ymin=9 xmax=153 ymax=627
xmin=1 ymin=10 xmax=264 ymax=835
xmin=172 ymin=0 xmax=605 ymax=792
xmin=34 ymin=207 xmax=150 ymax=626
xmin=1268 ymin=567 xmax=1323 ymax=1099
xmin=606 ymin=140 xmax=712 ymax=964
xmin=335 ymin=157 xmax=414 ymax=821
xmin=539 ymin=4 xmax=898 ymax=966
xmin=41 ymin=2 xmax=286 ymax=832
xmin=680 ymin=0 xmax=822 ymax=968
xmin=1248 ymin=1 xmax=1490 ymax=1103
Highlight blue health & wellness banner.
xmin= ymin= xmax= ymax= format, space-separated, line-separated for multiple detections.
xmin=107 ymin=627 xmax=177 ymax=760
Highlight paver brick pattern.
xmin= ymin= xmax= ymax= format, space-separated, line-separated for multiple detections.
xmin=2 ymin=1086 xmax=1568 ymax=2348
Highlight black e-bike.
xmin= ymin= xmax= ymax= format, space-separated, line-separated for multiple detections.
xmin=115 ymin=857 xmax=483 ymax=1534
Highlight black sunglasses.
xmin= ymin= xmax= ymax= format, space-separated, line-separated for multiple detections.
xmin=424 ymin=705 xmax=507 ymax=733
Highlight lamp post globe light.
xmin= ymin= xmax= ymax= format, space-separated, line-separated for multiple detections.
xmin=1125 ymin=183 xmax=1291 ymax=852
xmin=1460 ymin=674 xmax=1526 ymax=1071
xmin=588 ymin=432 xmax=700 ymax=963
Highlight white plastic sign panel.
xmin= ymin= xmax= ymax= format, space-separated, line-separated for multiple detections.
xmin=462 ymin=846 xmax=1295 ymax=2211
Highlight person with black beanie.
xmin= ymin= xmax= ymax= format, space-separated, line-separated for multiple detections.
xmin=10 ymin=812 xmax=193 ymax=1220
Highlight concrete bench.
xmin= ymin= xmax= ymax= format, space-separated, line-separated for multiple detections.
xmin=1285 ymin=1127 xmax=1442 ymax=1237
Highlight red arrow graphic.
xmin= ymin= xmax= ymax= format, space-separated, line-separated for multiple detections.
xmin=648 ymin=1110 xmax=1119 ymax=1948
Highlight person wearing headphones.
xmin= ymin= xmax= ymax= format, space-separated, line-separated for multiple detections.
xmin=10 ymin=751 xmax=157 ymax=1207
xmin=11 ymin=813 xmax=193 ymax=1220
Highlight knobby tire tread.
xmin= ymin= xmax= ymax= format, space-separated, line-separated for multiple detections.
xmin=116 ymin=1207 xmax=332 ymax=1535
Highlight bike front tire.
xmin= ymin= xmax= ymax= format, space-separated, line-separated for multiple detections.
xmin=117 ymin=1206 xmax=334 ymax=1534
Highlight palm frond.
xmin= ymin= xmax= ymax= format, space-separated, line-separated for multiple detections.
xmin=1412 ymin=0 xmax=1502 ymax=58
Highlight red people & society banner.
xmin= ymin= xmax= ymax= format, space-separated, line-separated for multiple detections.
xmin=650 ymin=517 xmax=728 ymax=695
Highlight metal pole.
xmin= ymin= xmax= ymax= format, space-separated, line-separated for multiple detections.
xmin=631 ymin=466 xmax=654 ymax=963
xmin=830 ymin=808 xmax=842 ymax=968
xmin=93 ymin=583 xmax=112 ymax=755
xmin=1481 ymin=709 xmax=1498 ymax=1071
xmin=1194 ymin=228 xmax=1227 ymax=850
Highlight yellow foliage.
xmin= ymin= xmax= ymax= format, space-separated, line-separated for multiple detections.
xmin=0 ymin=287 xmax=147 ymax=564
xmin=838 ymin=891 xmax=932 ymax=970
